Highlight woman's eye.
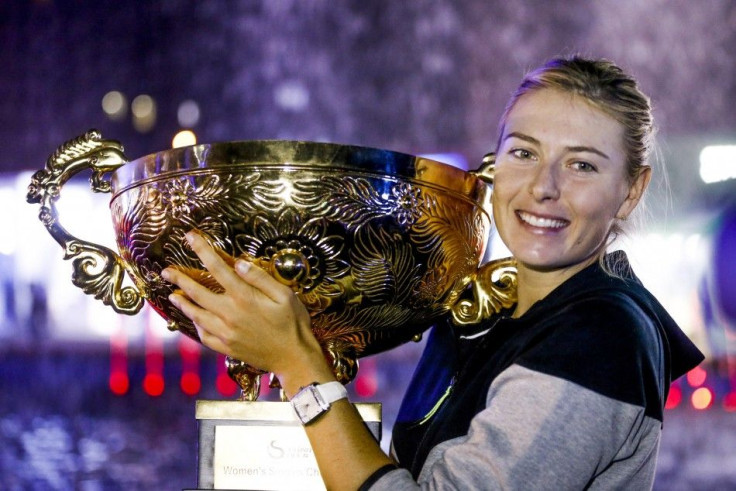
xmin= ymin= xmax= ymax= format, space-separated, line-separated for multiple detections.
xmin=510 ymin=149 xmax=534 ymax=160
xmin=572 ymin=161 xmax=597 ymax=172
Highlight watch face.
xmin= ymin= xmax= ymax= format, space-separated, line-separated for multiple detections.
xmin=293 ymin=385 xmax=328 ymax=424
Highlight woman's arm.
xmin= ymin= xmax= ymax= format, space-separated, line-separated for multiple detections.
xmin=162 ymin=231 xmax=395 ymax=490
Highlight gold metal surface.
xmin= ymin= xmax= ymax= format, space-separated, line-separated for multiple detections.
xmin=26 ymin=130 xmax=145 ymax=314
xmin=27 ymin=131 xmax=518 ymax=400
xmin=451 ymin=256 xmax=518 ymax=325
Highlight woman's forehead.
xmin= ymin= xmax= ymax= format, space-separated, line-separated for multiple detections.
xmin=501 ymin=89 xmax=626 ymax=154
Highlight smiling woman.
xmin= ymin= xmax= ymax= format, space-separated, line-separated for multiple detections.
xmin=163 ymin=56 xmax=704 ymax=490
xmin=492 ymin=88 xmax=651 ymax=315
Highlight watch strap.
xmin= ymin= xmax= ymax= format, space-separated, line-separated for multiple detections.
xmin=316 ymin=381 xmax=348 ymax=404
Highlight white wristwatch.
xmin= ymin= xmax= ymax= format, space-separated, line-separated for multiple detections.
xmin=290 ymin=381 xmax=348 ymax=425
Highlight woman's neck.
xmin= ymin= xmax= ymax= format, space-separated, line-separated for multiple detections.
xmin=512 ymin=257 xmax=598 ymax=318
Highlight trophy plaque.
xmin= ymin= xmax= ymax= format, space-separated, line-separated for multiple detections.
xmin=27 ymin=131 xmax=517 ymax=489
xmin=188 ymin=401 xmax=380 ymax=491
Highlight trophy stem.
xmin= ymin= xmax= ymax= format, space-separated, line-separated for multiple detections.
xmin=225 ymin=357 xmax=263 ymax=401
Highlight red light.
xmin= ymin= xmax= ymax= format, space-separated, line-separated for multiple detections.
xmin=109 ymin=371 xmax=129 ymax=396
xmin=216 ymin=373 xmax=239 ymax=397
xmin=691 ymin=387 xmax=714 ymax=410
xmin=178 ymin=336 xmax=201 ymax=395
xmin=143 ymin=318 xmax=165 ymax=397
xmin=110 ymin=323 xmax=128 ymax=396
xmin=686 ymin=366 xmax=707 ymax=387
xmin=180 ymin=372 xmax=201 ymax=396
xmin=355 ymin=374 xmax=377 ymax=398
xmin=143 ymin=373 xmax=165 ymax=397
xmin=665 ymin=385 xmax=682 ymax=409
xmin=723 ymin=392 xmax=736 ymax=412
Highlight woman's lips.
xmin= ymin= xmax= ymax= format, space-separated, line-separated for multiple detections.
xmin=516 ymin=210 xmax=569 ymax=229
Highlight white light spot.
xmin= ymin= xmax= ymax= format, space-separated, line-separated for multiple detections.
xmin=132 ymin=94 xmax=157 ymax=133
xmin=699 ymin=145 xmax=736 ymax=183
xmin=274 ymin=81 xmax=310 ymax=111
xmin=177 ymin=100 xmax=201 ymax=127
xmin=172 ymin=130 xmax=197 ymax=148
xmin=131 ymin=94 xmax=154 ymax=118
xmin=101 ymin=91 xmax=127 ymax=121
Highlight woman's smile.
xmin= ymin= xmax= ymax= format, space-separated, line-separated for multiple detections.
xmin=516 ymin=210 xmax=569 ymax=231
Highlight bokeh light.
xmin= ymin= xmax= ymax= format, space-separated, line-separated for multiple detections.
xmin=216 ymin=373 xmax=239 ymax=398
xmin=665 ymin=385 xmax=682 ymax=410
xmin=101 ymin=90 xmax=128 ymax=121
xmin=273 ymin=80 xmax=310 ymax=111
xmin=700 ymin=145 xmax=736 ymax=183
xmin=177 ymin=99 xmax=201 ymax=127
xmin=180 ymin=372 xmax=201 ymax=396
xmin=109 ymin=371 xmax=130 ymax=395
xmin=131 ymin=94 xmax=157 ymax=132
xmin=143 ymin=373 xmax=165 ymax=397
xmin=686 ymin=366 xmax=707 ymax=387
xmin=691 ymin=387 xmax=714 ymax=410
xmin=172 ymin=130 xmax=197 ymax=148
xmin=723 ymin=392 xmax=736 ymax=412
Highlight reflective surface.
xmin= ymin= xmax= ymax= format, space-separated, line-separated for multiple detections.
xmin=28 ymin=133 xmax=517 ymax=399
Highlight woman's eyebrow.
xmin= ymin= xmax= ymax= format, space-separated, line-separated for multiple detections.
xmin=565 ymin=145 xmax=610 ymax=160
xmin=503 ymin=132 xmax=539 ymax=145
xmin=504 ymin=132 xmax=610 ymax=159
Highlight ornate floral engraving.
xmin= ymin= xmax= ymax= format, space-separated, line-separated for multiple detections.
xmin=32 ymin=135 xmax=516 ymax=401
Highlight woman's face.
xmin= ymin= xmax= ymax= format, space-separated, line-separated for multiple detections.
xmin=492 ymin=88 xmax=646 ymax=276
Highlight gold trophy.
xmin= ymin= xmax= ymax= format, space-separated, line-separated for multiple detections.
xmin=27 ymin=130 xmax=516 ymax=490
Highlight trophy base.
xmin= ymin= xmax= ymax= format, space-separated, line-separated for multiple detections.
xmin=191 ymin=399 xmax=381 ymax=491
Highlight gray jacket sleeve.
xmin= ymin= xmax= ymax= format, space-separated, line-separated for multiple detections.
xmin=369 ymin=364 xmax=661 ymax=490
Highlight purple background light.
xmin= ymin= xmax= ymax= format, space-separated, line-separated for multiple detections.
xmin=1 ymin=1 xmax=736 ymax=489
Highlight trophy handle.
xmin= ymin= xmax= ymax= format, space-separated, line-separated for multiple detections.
xmin=451 ymin=257 xmax=517 ymax=325
xmin=451 ymin=152 xmax=517 ymax=325
xmin=470 ymin=151 xmax=496 ymax=184
xmin=26 ymin=129 xmax=145 ymax=315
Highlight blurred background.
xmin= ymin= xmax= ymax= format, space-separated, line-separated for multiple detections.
xmin=2 ymin=0 xmax=736 ymax=489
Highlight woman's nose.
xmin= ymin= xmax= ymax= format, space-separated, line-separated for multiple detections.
xmin=529 ymin=162 xmax=560 ymax=201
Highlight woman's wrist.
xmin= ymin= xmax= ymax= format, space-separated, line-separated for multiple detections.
xmin=275 ymin=350 xmax=337 ymax=399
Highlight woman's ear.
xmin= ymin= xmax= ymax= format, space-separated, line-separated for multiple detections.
xmin=617 ymin=166 xmax=652 ymax=220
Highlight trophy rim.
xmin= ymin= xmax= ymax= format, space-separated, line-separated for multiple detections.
xmin=110 ymin=139 xmax=487 ymax=200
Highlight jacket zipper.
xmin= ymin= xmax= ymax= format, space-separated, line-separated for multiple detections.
xmin=413 ymin=375 xmax=457 ymax=426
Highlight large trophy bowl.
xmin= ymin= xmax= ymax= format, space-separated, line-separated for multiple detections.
xmin=27 ymin=130 xmax=516 ymax=401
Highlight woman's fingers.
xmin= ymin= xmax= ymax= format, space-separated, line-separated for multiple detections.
xmin=184 ymin=231 xmax=242 ymax=294
xmin=161 ymin=266 xmax=222 ymax=312
xmin=234 ymin=259 xmax=293 ymax=303
xmin=168 ymin=292 xmax=231 ymax=355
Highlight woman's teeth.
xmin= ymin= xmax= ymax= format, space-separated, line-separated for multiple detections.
xmin=518 ymin=211 xmax=567 ymax=229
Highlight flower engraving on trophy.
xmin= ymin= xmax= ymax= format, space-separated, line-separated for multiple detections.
xmin=28 ymin=134 xmax=517 ymax=400
xmin=390 ymin=182 xmax=425 ymax=228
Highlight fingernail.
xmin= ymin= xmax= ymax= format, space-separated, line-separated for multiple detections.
xmin=168 ymin=293 xmax=179 ymax=306
xmin=235 ymin=260 xmax=251 ymax=274
xmin=185 ymin=231 xmax=195 ymax=245
xmin=161 ymin=269 xmax=171 ymax=281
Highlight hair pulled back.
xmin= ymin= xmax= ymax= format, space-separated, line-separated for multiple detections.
xmin=499 ymin=56 xmax=655 ymax=183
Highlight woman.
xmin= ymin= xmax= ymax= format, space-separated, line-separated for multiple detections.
xmin=163 ymin=56 xmax=703 ymax=489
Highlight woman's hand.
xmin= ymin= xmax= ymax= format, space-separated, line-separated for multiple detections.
xmin=161 ymin=231 xmax=332 ymax=393
xmin=163 ymin=231 xmax=397 ymax=486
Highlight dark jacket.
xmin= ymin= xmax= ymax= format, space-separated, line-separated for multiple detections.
xmin=373 ymin=251 xmax=703 ymax=489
